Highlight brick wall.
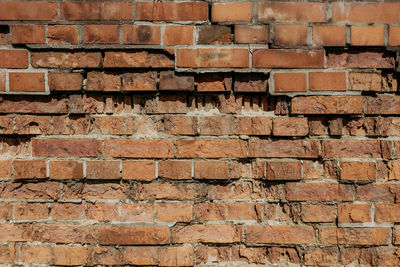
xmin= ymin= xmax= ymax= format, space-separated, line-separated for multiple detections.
xmin=0 ymin=1 xmax=399 ymax=266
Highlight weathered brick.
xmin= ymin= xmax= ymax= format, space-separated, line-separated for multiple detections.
xmin=227 ymin=202 xmax=262 ymax=220
xmin=123 ymin=25 xmax=161 ymax=45
xmin=249 ymin=139 xmax=318 ymax=158
xmin=14 ymin=202 xmax=48 ymax=220
xmin=177 ymin=139 xmax=247 ymax=158
xmin=332 ymin=2 xmax=400 ymax=23
xmin=196 ymin=73 xmax=232 ymax=92
xmin=0 ymin=245 xmax=16 ymax=263
xmin=177 ymin=48 xmax=249 ymax=68
xmin=15 ymin=115 xmax=51 ymax=135
xmin=340 ymin=161 xmax=375 ymax=181
xmin=54 ymin=246 xmax=87 ymax=266
xmin=258 ymin=2 xmax=326 ymax=22
xmin=104 ymin=51 xmax=173 ymax=68
xmin=364 ymin=95 xmax=400 ymax=114
xmin=197 ymin=25 xmax=231 ymax=45
xmin=159 ymin=71 xmax=194 ymax=91
xmin=87 ymin=161 xmax=120 ymax=179
xmin=123 ymin=72 xmax=157 ymax=91
xmin=273 ymin=117 xmax=308 ymax=136
xmin=389 ymin=26 xmax=400 ymax=46
xmin=313 ymin=25 xmax=346 ymax=46
xmin=48 ymin=25 xmax=78 ymax=44
xmin=158 ymin=160 xmax=192 ymax=180
xmin=120 ymin=203 xmax=154 ymax=222
xmin=193 ymin=202 xmax=226 ymax=221
xmin=286 ymin=182 xmax=354 ymax=201
xmin=304 ymin=247 xmax=339 ymax=267
xmin=246 ymin=225 xmax=315 ymax=244
xmin=135 ymin=1 xmax=208 ymax=21
xmin=0 ymin=1 xmax=57 ymax=20
xmin=11 ymin=25 xmax=45 ymax=44
xmin=292 ymin=96 xmax=363 ymax=114
xmin=87 ymin=72 xmax=121 ymax=92
xmin=32 ymin=224 xmax=98 ymax=244
xmin=136 ymin=182 xmax=206 ymax=200
xmin=322 ymin=140 xmax=381 ymax=158
xmin=254 ymin=49 xmax=324 ymax=68
xmin=159 ymin=246 xmax=194 ymax=266
xmin=51 ymin=203 xmax=85 ymax=220
xmin=301 ymin=204 xmax=335 ymax=223
xmin=122 ymin=160 xmax=156 ymax=180
xmin=105 ymin=139 xmax=173 ymax=158
xmin=14 ymin=160 xmax=46 ymax=179
xmin=194 ymin=161 xmax=229 ymax=179
xmin=31 ymin=52 xmax=102 ymax=68
xmin=49 ymin=73 xmax=82 ymax=91
xmin=274 ymin=25 xmax=307 ymax=46
xmin=198 ymin=116 xmax=235 ymax=135
xmin=32 ymin=139 xmax=102 ymax=157
xmin=87 ymin=247 xmax=122 ymax=265
xmin=123 ymin=247 xmax=158 ymax=265
xmin=99 ymin=226 xmax=169 ymax=245
xmin=87 ymin=203 xmax=118 ymax=222
xmin=164 ymin=25 xmax=193 ymax=45
xmin=61 ymin=2 xmax=132 ymax=20
xmin=327 ymin=51 xmax=395 ymax=69
xmin=319 ymin=227 xmax=390 ymax=245
xmin=84 ymin=25 xmax=119 ymax=44
xmin=19 ymin=245 xmax=52 ymax=264
xmin=173 ymin=225 xmax=241 ymax=243
xmin=267 ymin=247 xmax=301 ymax=264
xmin=0 ymin=181 xmax=60 ymax=200
xmin=157 ymin=202 xmax=191 ymax=222
xmin=338 ymin=204 xmax=371 ymax=223
xmin=266 ymin=161 xmax=301 ymax=181
xmin=235 ymin=25 xmax=269 ymax=44
xmin=234 ymin=73 xmax=268 ymax=92
xmin=236 ymin=117 xmax=271 ymax=135
xmin=212 ymin=2 xmax=252 ymax=22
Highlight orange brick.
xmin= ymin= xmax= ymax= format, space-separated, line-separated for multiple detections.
xmin=193 ymin=202 xmax=226 ymax=221
xmin=0 ymin=245 xmax=16 ymax=263
xmin=159 ymin=246 xmax=194 ymax=266
xmin=236 ymin=117 xmax=272 ymax=135
xmin=254 ymin=49 xmax=324 ymax=68
xmin=249 ymin=139 xmax=318 ymax=158
xmin=84 ymin=25 xmax=119 ymax=44
xmin=49 ymin=73 xmax=82 ymax=91
xmin=177 ymin=139 xmax=247 ymax=158
xmin=286 ymin=182 xmax=353 ymax=201
xmin=0 ymin=73 xmax=5 ymax=91
xmin=234 ymin=25 xmax=269 ymax=44
xmin=274 ymin=73 xmax=307 ymax=92
xmin=158 ymin=160 xmax=192 ymax=180
xmin=164 ymin=25 xmax=193 ymax=45
xmin=32 ymin=52 xmax=102 ymax=68
xmin=338 ymin=204 xmax=371 ymax=223
xmin=319 ymin=227 xmax=389 ymax=245
xmin=309 ymin=72 xmax=347 ymax=91
xmin=301 ymin=204 xmax=335 ymax=223
xmin=135 ymin=2 xmax=208 ymax=21
xmin=123 ymin=247 xmax=158 ymax=265
xmin=123 ymin=25 xmax=161 ymax=45
xmin=172 ymin=225 xmax=241 ymax=243
xmin=14 ymin=160 xmax=46 ymax=179
xmin=258 ymin=2 xmax=326 ymax=22
xmin=86 ymin=72 xmax=121 ymax=92
xmin=246 ymin=225 xmax=315 ymax=244
xmin=389 ymin=26 xmax=400 ymax=46
xmin=15 ymin=115 xmax=51 ymax=135
xmin=48 ymin=25 xmax=78 ymax=44
xmin=177 ymin=48 xmax=249 ymax=68
xmin=51 ymin=203 xmax=85 ymax=220
xmin=105 ymin=139 xmax=174 ymax=158
xmin=196 ymin=73 xmax=232 ymax=92
xmin=292 ymin=96 xmax=363 ymax=115
xmin=340 ymin=161 xmax=375 ymax=181
xmin=164 ymin=116 xmax=197 ymax=135
xmin=122 ymin=161 xmax=156 ymax=180
xmin=11 ymin=25 xmax=45 ymax=44
xmin=313 ymin=26 xmax=346 ymax=46
xmin=54 ymin=246 xmax=87 ymax=266
xmin=86 ymin=161 xmax=120 ymax=179
xmin=87 ymin=203 xmax=118 ymax=222
xmin=120 ymin=203 xmax=154 ymax=222
xmin=227 ymin=202 xmax=262 ymax=220
xmin=375 ymin=204 xmax=400 ymax=222
xmin=266 ymin=161 xmax=302 ymax=181
xmin=19 ymin=245 xmax=52 ymax=264
xmin=9 ymin=73 xmax=45 ymax=92
xmin=88 ymin=247 xmax=122 ymax=265
xmin=332 ymin=2 xmax=400 ymax=23
xmin=198 ymin=116 xmax=235 ymax=135
xmin=274 ymin=25 xmax=307 ymax=46
xmin=61 ymin=1 xmax=132 ymax=20
xmin=0 ymin=2 xmax=57 ymax=20
xmin=273 ymin=117 xmax=309 ymax=136
xmin=212 ymin=2 xmax=252 ymax=22
xmin=0 ymin=50 xmax=28 ymax=69
xmin=157 ymin=202 xmax=191 ymax=222
xmin=122 ymin=72 xmax=157 ymax=91
xmin=49 ymin=161 xmax=83 ymax=179
xmin=14 ymin=202 xmax=49 ymax=220
xmin=194 ymin=161 xmax=229 ymax=179
xmin=351 ymin=26 xmax=384 ymax=46
xmin=99 ymin=226 xmax=169 ymax=245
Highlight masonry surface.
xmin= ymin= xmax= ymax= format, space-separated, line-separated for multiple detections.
xmin=0 ymin=0 xmax=400 ymax=266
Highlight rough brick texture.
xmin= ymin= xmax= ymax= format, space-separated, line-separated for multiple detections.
xmin=0 ymin=1 xmax=399 ymax=266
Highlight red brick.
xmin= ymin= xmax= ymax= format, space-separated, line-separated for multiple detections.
xmin=338 ymin=204 xmax=371 ymax=223
xmin=157 ymin=202 xmax=191 ymax=222
xmin=120 ymin=203 xmax=154 ymax=222
xmin=164 ymin=25 xmax=193 ymax=45
xmin=313 ymin=25 xmax=346 ymax=46
xmin=274 ymin=25 xmax=307 ymax=46
xmin=51 ymin=203 xmax=85 ymax=220
xmin=163 ymin=116 xmax=197 ymax=135
xmin=31 ymin=52 xmax=102 ymax=68
xmin=234 ymin=25 xmax=269 ymax=44
xmin=159 ymin=246 xmax=194 ymax=267
xmin=267 ymin=247 xmax=300 ymax=264
xmin=322 ymin=140 xmax=381 ymax=158
xmin=332 ymin=2 xmax=400 ymax=23
xmin=32 ymin=224 xmax=96 ymax=244
xmin=9 ymin=72 xmax=45 ymax=92
xmin=212 ymin=2 xmax=252 ymax=22
xmin=177 ymin=139 xmax=247 ymax=158
xmin=159 ymin=71 xmax=194 ymax=91
xmin=375 ymin=204 xmax=400 ymax=222
xmin=61 ymin=2 xmax=132 ymax=20
xmin=234 ymin=73 xmax=268 ymax=92
xmin=0 ymin=160 xmax=11 ymax=178
xmin=198 ymin=116 xmax=235 ymax=135
xmin=123 ymin=72 xmax=157 ymax=91
xmin=236 ymin=117 xmax=272 ymax=135
xmin=327 ymin=51 xmax=395 ymax=69
xmin=177 ymin=48 xmax=249 ymax=68
xmin=48 ymin=25 xmax=78 ymax=44
xmin=135 ymin=2 xmax=208 ymax=21
xmin=246 ymin=225 xmax=315 ymax=244
xmin=0 ymin=1 xmax=57 ymax=20
xmin=292 ymin=96 xmax=363 ymax=114
xmin=340 ymin=161 xmax=375 ymax=181
xmin=357 ymin=183 xmax=395 ymax=202
xmin=389 ymin=26 xmax=400 ymax=46
xmin=249 ymin=139 xmax=318 ymax=158
xmin=136 ymin=182 xmax=206 ymax=200
xmin=319 ymin=227 xmax=390 ymax=245
xmin=0 ymin=224 xmax=32 ymax=242
xmin=99 ymin=226 xmax=169 ymax=245
xmin=194 ymin=161 xmax=228 ymax=179
xmin=301 ymin=204 xmax=335 ymax=223
xmin=15 ymin=115 xmax=51 ymax=135
xmin=227 ymin=202 xmax=262 ymax=220
xmin=104 ymin=51 xmax=173 ymax=68
xmin=304 ymin=247 xmax=339 ymax=267
xmin=14 ymin=202 xmax=48 ymax=220
xmin=0 ymin=181 xmax=60 ymax=200
xmin=49 ymin=73 xmax=82 ymax=91
xmin=196 ymin=73 xmax=232 ymax=92
xmin=144 ymin=95 xmax=188 ymax=114
xmin=0 ymin=50 xmax=28 ymax=69
xmin=87 ymin=72 xmax=121 ymax=92
xmin=20 ymin=245 xmax=52 ymax=264
xmin=173 ymin=225 xmax=241 ymax=243
xmin=11 ymin=25 xmax=45 ymax=44
xmin=253 ymin=49 xmax=324 ymax=68
xmin=349 ymin=73 xmax=382 ymax=92
xmin=14 ymin=160 xmax=46 ymax=179
xmin=105 ymin=139 xmax=173 ymax=158
xmin=84 ymin=25 xmax=119 ymax=44
xmin=309 ymin=72 xmax=347 ymax=91
xmin=351 ymin=26 xmax=384 ymax=46
xmin=87 ymin=203 xmax=118 ymax=222
xmin=258 ymin=2 xmax=326 ymax=22
xmin=54 ymin=246 xmax=87 ymax=266
xmin=266 ymin=161 xmax=301 ymax=181
xmin=32 ymin=139 xmax=102 ymax=157
xmin=273 ymin=72 xmax=307 ymax=92
xmin=88 ymin=247 xmax=121 ymax=265
xmin=193 ymin=202 xmax=226 ymax=221
xmin=123 ymin=247 xmax=158 ymax=265
xmin=273 ymin=117 xmax=308 ymax=136
xmin=87 ymin=161 xmax=120 ymax=180
xmin=0 ymin=73 xmax=5 ymax=92
xmin=158 ymin=160 xmax=192 ymax=180
xmin=286 ymin=182 xmax=353 ymax=201
xmin=122 ymin=160 xmax=156 ymax=180
xmin=123 ymin=25 xmax=161 ymax=45
xmin=364 ymin=95 xmax=400 ymax=115
xmin=197 ymin=25 xmax=231 ymax=45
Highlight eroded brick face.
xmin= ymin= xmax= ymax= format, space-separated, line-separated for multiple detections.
xmin=0 ymin=1 xmax=399 ymax=266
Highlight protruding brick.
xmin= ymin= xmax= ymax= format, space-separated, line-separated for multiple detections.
xmin=104 ymin=51 xmax=173 ymax=68
xmin=99 ymin=226 xmax=170 ymax=245
xmin=258 ymin=2 xmax=326 ymax=22
xmin=351 ymin=26 xmax=385 ymax=46
xmin=61 ymin=2 xmax=132 ymax=20
xmin=254 ymin=49 xmax=324 ymax=68
xmin=274 ymin=25 xmax=307 ymax=46
xmin=48 ymin=25 xmax=78 ymax=44
xmin=177 ymin=48 xmax=249 ymax=68
xmin=135 ymin=2 xmax=208 ymax=21
xmin=11 ymin=25 xmax=45 ymax=44
xmin=313 ymin=25 xmax=346 ymax=46
xmin=340 ymin=161 xmax=375 ymax=181
xmin=49 ymin=73 xmax=82 ymax=91
xmin=266 ymin=161 xmax=301 ymax=181
xmin=123 ymin=25 xmax=161 ymax=45
xmin=31 ymin=52 xmax=102 ymax=68
xmin=309 ymin=72 xmax=347 ymax=91
xmin=212 ymin=2 xmax=252 ymax=22
xmin=235 ymin=25 xmax=269 ymax=44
